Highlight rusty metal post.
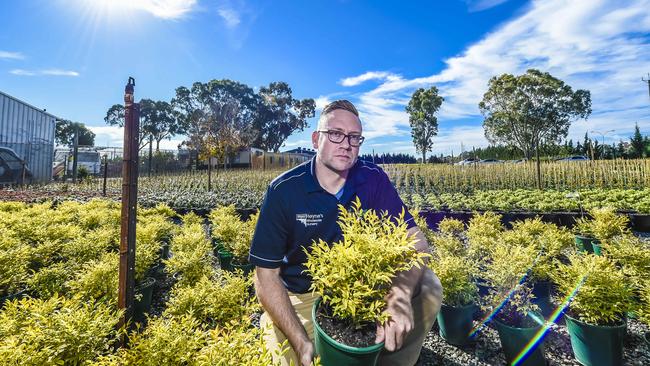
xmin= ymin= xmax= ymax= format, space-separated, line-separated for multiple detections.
xmin=102 ymin=155 xmax=108 ymax=196
xmin=118 ymin=77 xmax=139 ymax=333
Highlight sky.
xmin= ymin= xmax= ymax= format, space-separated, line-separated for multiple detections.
xmin=1 ymin=0 xmax=649 ymax=156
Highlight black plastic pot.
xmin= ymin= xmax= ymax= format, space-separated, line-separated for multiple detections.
xmin=494 ymin=312 xmax=546 ymax=366
xmin=644 ymin=332 xmax=649 ymax=353
xmin=418 ymin=210 xmax=446 ymax=231
xmin=312 ymin=297 xmax=384 ymax=366
xmin=565 ymin=313 xmax=626 ymax=366
xmin=437 ymin=303 xmax=477 ymax=346
xmin=629 ymin=213 xmax=650 ymax=232
xmin=134 ymin=277 xmax=156 ymax=322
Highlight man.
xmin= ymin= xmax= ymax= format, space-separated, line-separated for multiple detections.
xmin=250 ymin=100 xmax=442 ymax=366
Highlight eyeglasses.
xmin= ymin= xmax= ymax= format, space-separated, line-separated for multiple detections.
xmin=317 ymin=130 xmax=365 ymax=147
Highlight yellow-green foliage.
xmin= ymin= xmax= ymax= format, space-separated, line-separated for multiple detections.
xmin=430 ymin=234 xmax=466 ymax=258
xmin=95 ymin=315 xmax=208 ymax=366
xmin=637 ymin=281 xmax=650 ymax=326
xmin=429 ymin=254 xmax=477 ymax=307
xmin=164 ymin=273 xmax=259 ymax=327
xmin=209 ymin=205 xmax=241 ymax=244
xmin=0 ymin=239 xmax=30 ymax=296
xmin=483 ymin=239 xmax=538 ymax=317
xmin=574 ymin=207 xmax=630 ymax=241
xmin=28 ymin=261 xmax=74 ymax=298
xmin=600 ymin=235 xmax=650 ymax=287
xmin=94 ymin=318 xmax=286 ymax=366
xmin=552 ymin=253 xmax=633 ymax=325
xmin=466 ymin=212 xmax=503 ymax=263
xmin=165 ymin=223 xmax=216 ymax=286
xmin=182 ymin=211 xmax=204 ymax=226
xmin=61 ymin=227 xmax=117 ymax=264
xmin=0 ymin=295 xmax=123 ymax=366
xmin=438 ymin=218 xmax=465 ymax=237
xmin=195 ymin=322 xmax=282 ymax=366
xmin=209 ymin=205 xmax=259 ymax=264
xmin=69 ymin=252 xmax=119 ymax=304
xmin=304 ymin=198 xmax=429 ymax=327
xmin=510 ymin=219 xmax=573 ymax=282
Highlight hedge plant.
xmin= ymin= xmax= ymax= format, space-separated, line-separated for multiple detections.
xmin=304 ymin=198 xmax=429 ymax=327
xmin=164 ymin=272 xmax=259 ymax=327
xmin=552 ymin=253 xmax=634 ymax=325
xmin=0 ymin=295 xmax=123 ymax=365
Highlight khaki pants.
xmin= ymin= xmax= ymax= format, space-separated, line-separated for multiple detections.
xmin=260 ymin=269 xmax=442 ymax=366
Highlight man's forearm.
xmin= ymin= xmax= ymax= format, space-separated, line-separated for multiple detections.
xmin=255 ymin=268 xmax=312 ymax=356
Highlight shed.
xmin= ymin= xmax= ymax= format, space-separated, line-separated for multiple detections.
xmin=0 ymin=91 xmax=59 ymax=183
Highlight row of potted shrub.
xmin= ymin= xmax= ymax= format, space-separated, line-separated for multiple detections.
xmin=416 ymin=209 xmax=650 ymax=366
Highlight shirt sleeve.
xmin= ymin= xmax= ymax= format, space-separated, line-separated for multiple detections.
xmin=374 ymin=170 xmax=416 ymax=229
xmin=249 ymin=186 xmax=290 ymax=268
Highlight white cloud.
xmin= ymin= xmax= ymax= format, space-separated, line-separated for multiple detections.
xmin=339 ymin=0 xmax=650 ymax=155
xmin=136 ymin=0 xmax=197 ymax=19
xmin=218 ymin=7 xmax=241 ymax=28
xmin=465 ymin=0 xmax=511 ymax=12
xmin=339 ymin=71 xmax=400 ymax=87
xmin=0 ymin=51 xmax=25 ymax=60
xmin=9 ymin=68 xmax=79 ymax=77
xmin=9 ymin=69 xmax=36 ymax=76
xmin=41 ymin=69 xmax=80 ymax=76
xmin=314 ymin=96 xmax=331 ymax=110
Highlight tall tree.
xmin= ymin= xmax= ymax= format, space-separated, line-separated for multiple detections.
xmin=630 ymin=122 xmax=646 ymax=158
xmin=253 ymin=82 xmax=315 ymax=152
xmin=479 ymin=69 xmax=591 ymax=188
xmin=172 ymin=79 xmax=259 ymax=163
xmin=55 ymin=120 xmax=95 ymax=147
xmin=104 ymin=99 xmax=181 ymax=151
xmin=405 ymin=86 xmax=444 ymax=163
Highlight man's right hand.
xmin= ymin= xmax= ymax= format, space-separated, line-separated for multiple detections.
xmin=297 ymin=339 xmax=315 ymax=366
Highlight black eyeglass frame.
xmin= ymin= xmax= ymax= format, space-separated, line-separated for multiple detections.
xmin=317 ymin=129 xmax=365 ymax=147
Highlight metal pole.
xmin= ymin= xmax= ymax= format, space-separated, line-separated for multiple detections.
xmin=102 ymin=155 xmax=108 ymax=196
xmin=118 ymin=77 xmax=139 ymax=333
xmin=72 ymin=125 xmax=79 ymax=183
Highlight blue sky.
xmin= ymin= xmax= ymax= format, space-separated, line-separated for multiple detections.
xmin=1 ymin=0 xmax=649 ymax=156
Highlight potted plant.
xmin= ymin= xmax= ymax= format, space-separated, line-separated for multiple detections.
xmin=482 ymin=238 xmax=546 ymax=366
xmin=511 ymin=218 xmax=573 ymax=317
xmin=209 ymin=206 xmax=259 ymax=275
xmin=304 ymin=198 xmax=429 ymax=366
xmin=552 ymin=253 xmax=634 ymax=366
xmin=573 ymin=208 xmax=629 ymax=254
xmin=429 ymin=253 xmax=478 ymax=345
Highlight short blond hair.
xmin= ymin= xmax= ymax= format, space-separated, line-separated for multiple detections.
xmin=318 ymin=100 xmax=360 ymax=129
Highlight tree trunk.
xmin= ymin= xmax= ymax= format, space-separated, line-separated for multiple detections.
xmin=535 ymin=139 xmax=542 ymax=190
xmin=422 ymin=152 xmax=426 ymax=164
xmin=148 ymin=135 xmax=153 ymax=177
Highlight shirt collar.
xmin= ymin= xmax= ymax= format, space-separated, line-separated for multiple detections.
xmin=305 ymin=155 xmax=367 ymax=194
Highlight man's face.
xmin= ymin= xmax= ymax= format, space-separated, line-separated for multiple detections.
xmin=312 ymin=109 xmax=363 ymax=174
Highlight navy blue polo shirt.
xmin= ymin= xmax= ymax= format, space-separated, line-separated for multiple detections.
xmin=249 ymin=156 xmax=415 ymax=293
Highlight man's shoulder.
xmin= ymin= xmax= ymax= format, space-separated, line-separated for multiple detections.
xmin=353 ymin=159 xmax=387 ymax=180
xmin=269 ymin=161 xmax=310 ymax=192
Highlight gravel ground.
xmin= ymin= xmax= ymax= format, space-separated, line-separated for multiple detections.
xmin=420 ymin=316 xmax=650 ymax=365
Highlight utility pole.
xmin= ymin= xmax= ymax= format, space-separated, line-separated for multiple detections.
xmin=643 ymin=73 xmax=650 ymax=101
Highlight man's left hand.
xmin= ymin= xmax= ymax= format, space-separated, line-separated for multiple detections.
xmin=375 ymin=289 xmax=414 ymax=352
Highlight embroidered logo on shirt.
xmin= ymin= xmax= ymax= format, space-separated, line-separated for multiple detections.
xmin=296 ymin=213 xmax=323 ymax=227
